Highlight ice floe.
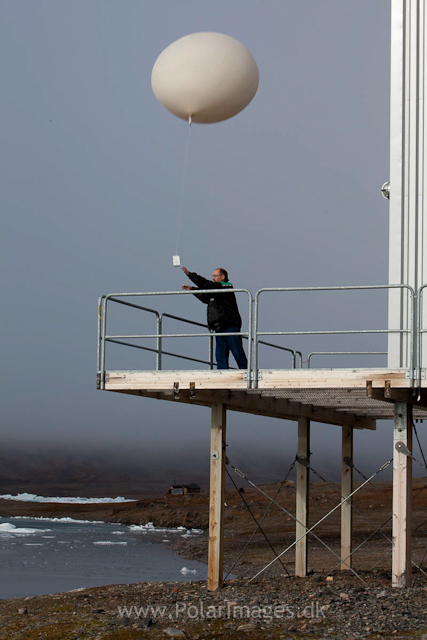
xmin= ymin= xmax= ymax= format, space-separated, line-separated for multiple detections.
xmin=12 ymin=516 xmax=105 ymax=524
xmin=0 ymin=493 xmax=134 ymax=504
xmin=129 ymin=522 xmax=204 ymax=536
xmin=180 ymin=567 xmax=197 ymax=575
xmin=0 ymin=522 xmax=51 ymax=535
xmin=93 ymin=541 xmax=128 ymax=546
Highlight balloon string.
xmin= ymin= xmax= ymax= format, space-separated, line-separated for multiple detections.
xmin=175 ymin=118 xmax=192 ymax=255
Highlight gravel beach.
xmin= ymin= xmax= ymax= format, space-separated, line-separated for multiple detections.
xmin=1 ymin=479 xmax=427 ymax=639
xmin=1 ymin=573 xmax=427 ymax=639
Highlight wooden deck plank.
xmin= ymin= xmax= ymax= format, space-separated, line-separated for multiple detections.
xmin=258 ymin=369 xmax=411 ymax=389
xmin=104 ymin=368 xmax=412 ymax=391
xmin=105 ymin=369 xmax=246 ymax=390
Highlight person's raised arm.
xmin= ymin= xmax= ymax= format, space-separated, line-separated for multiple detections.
xmin=181 ymin=267 xmax=216 ymax=290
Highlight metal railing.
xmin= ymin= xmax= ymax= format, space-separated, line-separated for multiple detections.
xmin=257 ymin=340 xmax=303 ymax=369
xmin=307 ymin=351 xmax=388 ymax=368
xmin=159 ymin=312 xmax=214 ymax=370
xmin=97 ymin=296 xmax=162 ymax=372
xmin=97 ymin=283 xmax=418 ymax=390
xmin=253 ymin=284 xmax=416 ymax=388
xmin=97 ymin=288 xmax=253 ymax=389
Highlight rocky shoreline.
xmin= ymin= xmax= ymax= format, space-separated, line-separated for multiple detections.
xmin=1 ymin=481 xmax=427 ymax=639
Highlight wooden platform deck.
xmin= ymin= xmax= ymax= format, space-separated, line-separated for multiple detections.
xmin=102 ymin=368 xmax=427 ymax=430
xmin=99 ymin=365 xmax=422 ymax=587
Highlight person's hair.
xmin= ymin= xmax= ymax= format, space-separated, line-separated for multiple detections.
xmin=218 ymin=268 xmax=228 ymax=281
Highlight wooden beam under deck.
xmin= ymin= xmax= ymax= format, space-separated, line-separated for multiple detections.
xmin=113 ymin=388 xmax=376 ymax=430
xmin=103 ymin=368 xmax=427 ymax=429
xmin=367 ymin=381 xmax=427 ymax=406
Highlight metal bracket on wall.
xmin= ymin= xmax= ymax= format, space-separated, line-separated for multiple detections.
xmin=173 ymin=382 xmax=179 ymax=398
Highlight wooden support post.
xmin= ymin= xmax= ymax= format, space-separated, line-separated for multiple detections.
xmin=392 ymin=402 xmax=413 ymax=587
xmin=341 ymin=425 xmax=353 ymax=570
xmin=295 ymin=417 xmax=310 ymax=577
xmin=208 ymin=403 xmax=227 ymax=591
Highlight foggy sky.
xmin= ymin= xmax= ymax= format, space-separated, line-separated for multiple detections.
xmin=1 ymin=1 xmax=411 ymax=483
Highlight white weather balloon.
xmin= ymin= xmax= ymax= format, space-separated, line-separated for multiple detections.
xmin=151 ymin=32 xmax=259 ymax=124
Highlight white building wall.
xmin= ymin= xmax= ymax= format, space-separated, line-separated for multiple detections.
xmin=388 ymin=0 xmax=427 ymax=371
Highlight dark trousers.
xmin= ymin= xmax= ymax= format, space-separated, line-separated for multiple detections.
xmin=215 ymin=327 xmax=248 ymax=370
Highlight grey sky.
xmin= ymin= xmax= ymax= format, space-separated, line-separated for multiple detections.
xmin=1 ymin=1 xmax=402 ymax=482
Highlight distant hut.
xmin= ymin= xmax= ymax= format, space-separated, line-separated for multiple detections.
xmin=169 ymin=483 xmax=201 ymax=496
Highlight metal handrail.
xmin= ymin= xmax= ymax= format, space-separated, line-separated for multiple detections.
xmin=307 ymin=351 xmax=387 ymax=368
xmin=160 ymin=312 xmax=213 ymax=370
xmin=98 ymin=296 xmax=162 ymax=375
xmin=253 ymin=284 xmax=416 ymax=388
xmin=256 ymin=339 xmax=301 ymax=369
xmin=160 ymin=312 xmax=207 ymax=328
xmin=98 ymin=301 xmax=229 ymax=375
xmin=98 ymin=288 xmax=253 ymax=389
xmin=98 ymin=283 xmax=419 ymax=392
xmin=104 ymin=338 xmax=214 ymax=367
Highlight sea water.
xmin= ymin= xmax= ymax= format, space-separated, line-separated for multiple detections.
xmin=0 ymin=517 xmax=207 ymax=599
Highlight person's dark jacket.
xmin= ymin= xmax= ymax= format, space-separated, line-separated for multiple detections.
xmin=186 ymin=272 xmax=242 ymax=331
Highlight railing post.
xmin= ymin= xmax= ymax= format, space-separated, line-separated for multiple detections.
xmin=417 ymin=285 xmax=426 ymax=389
xmin=246 ymin=292 xmax=253 ymax=389
xmin=156 ymin=315 xmax=162 ymax=371
xmin=100 ymin=296 xmax=109 ymax=390
xmin=252 ymin=293 xmax=260 ymax=388
xmin=97 ymin=296 xmax=104 ymax=378
xmin=409 ymin=286 xmax=415 ymax=388
xmin=209 ymin=332 xmax=214 ymax=370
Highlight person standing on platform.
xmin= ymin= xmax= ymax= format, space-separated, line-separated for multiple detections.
xmin=181 ymin=267 xmax=248 ymax=370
